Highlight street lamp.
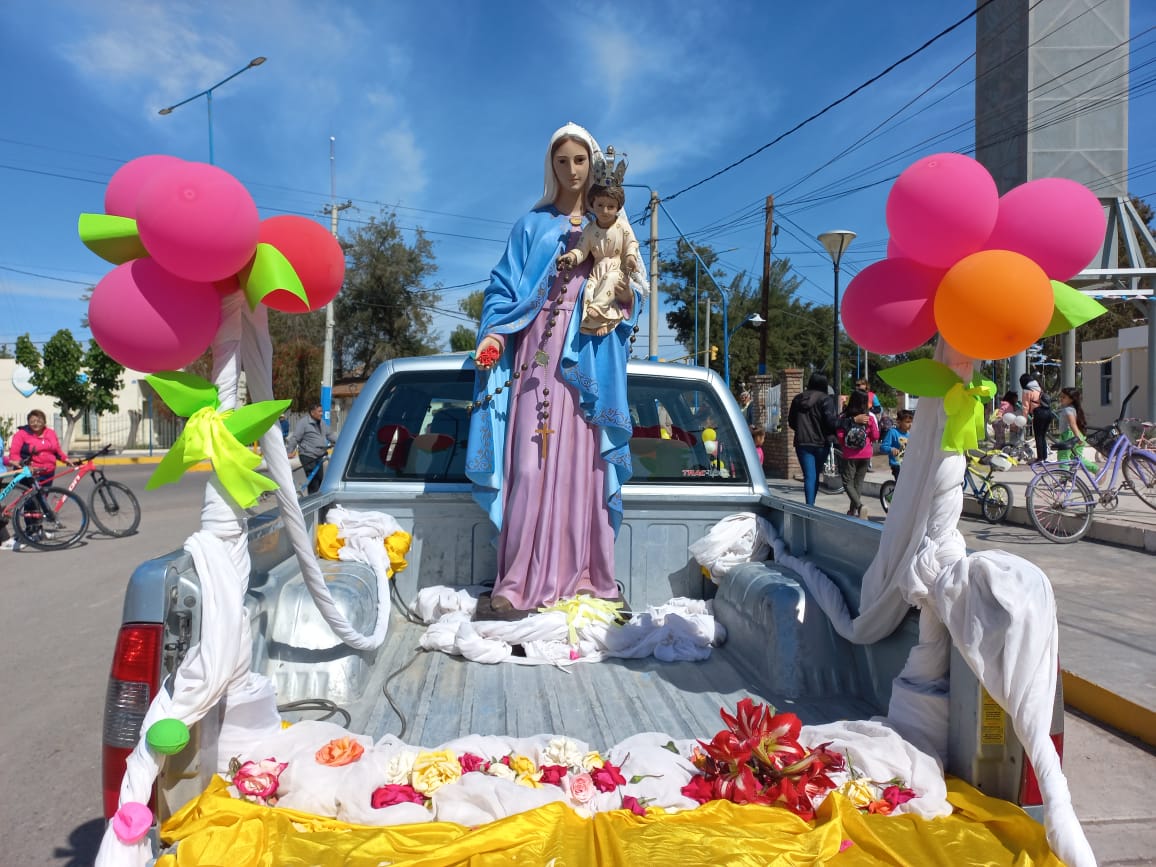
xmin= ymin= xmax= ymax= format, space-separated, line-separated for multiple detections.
xmin=158 ymin=56 xmax=267 ymax=164
xmin=725 ymin=313 xmax=765 ymax=386
xmin=817 ymin=230 xmax=856 ymax=398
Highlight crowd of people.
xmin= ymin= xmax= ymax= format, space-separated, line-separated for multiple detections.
xmin=782 ymin=370 xmax=1082 ymax=516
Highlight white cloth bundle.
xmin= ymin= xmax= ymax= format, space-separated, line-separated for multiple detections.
xmin=415 ymin=590 xmax=724 ymax=665
xmin=688 ymin=511 xmax=774 ymax=582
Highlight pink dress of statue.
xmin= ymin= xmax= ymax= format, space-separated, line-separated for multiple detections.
xmin=496 ymin=227 xmax=617 ymax=609
xmin=472 ymin=125 xmax=624 ymax=614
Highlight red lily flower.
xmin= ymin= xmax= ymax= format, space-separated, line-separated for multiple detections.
xmin=719 ymin=697 xmax=774 ymax=742
xmin=698 ymin=730 xmax=753 ymax=765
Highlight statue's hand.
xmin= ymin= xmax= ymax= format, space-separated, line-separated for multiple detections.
xmin=476 ymin=335 xmax=502 ymax=370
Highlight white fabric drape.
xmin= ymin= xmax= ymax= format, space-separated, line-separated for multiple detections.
xmin=96 ymin=295 xmax=392 ymax=865
xmin=698 ymin=340 xmax=1095 ymax=867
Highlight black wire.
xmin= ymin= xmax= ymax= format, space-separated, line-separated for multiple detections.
xmin=662 ymin=0 xmax=1000 ymax=204
xmin=277 ymin=698 xmax=352 ymax=728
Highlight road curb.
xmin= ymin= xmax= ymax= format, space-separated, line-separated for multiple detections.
xmin=94 ymin=456 xmax=213 ymax=472
xmin=1062 ymin=670 xmax=1156 ymax=748
xmin=862 ymin=478 xmax=1156 ymax=553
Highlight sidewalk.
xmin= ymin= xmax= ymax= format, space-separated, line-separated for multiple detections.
xmin=768 ymin=456 xmax=1156 ymax=748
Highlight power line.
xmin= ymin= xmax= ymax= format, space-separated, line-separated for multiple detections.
xmin=662 ymin=0 xmax=997 ymax=204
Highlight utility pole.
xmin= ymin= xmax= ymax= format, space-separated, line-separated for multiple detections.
xmin=321 ymin=135 xmax=352 ymax=427
xmin=648 ymin=190 xmax=660 ymax=360
xmin=758 ymin=194 xmax=774 ymax=375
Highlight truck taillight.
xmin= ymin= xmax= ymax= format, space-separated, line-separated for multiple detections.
xmin=103 ymin=624 xmax=162 ymax=818
xmin=1018 ymin=732 xmax=1063 ymax=808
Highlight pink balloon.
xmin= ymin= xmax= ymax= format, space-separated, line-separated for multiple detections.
xmin=885 ymin=153 xmax=999 ymax=269
xmin=841 ymin=257 xmax=942 ymax=354
xmin=136 ymin=162 xmax=260 ymax=282
xmin=886 ymin=238 xmax=906 ymax=259
xmin=983 ymin=177 xmax=1107 ymax=281
xmin=104 ymin=155 xmax=186 ymax=218
xmin=89 ymin=259 xmax=221 ymax=372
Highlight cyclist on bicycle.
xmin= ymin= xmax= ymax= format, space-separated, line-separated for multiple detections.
xmin=4 ymin=409 xmax=77 ymax=549
xmin=7 ymin=409 xmax=76 ymax=484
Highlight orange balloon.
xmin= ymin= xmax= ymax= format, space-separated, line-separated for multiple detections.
xmin=933 ymin=249 xmax=1053 ymax=359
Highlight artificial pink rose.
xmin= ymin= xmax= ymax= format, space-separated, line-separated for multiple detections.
xmin=233 ymin=758 xmax=287 ymax=801
xmin=565 ymin=772 xmax=597 ymax=805
xmin=539 ymin=764 xmax=569 ymax=787
xmin=371 ymin=783 xmax=425 ymax=809
xmin=591 ymin=762 xmax=626 ymax=793
xmin=882 ymin=785 xmax=917 ymax=808
xmin=622 ymin=795 xmax=646 ymax=816
xmin=459 ymin=753 xmax=488 ymax=774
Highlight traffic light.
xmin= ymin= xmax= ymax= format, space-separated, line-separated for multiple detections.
xmin=710 ymin=345 xmax=718 ymax=362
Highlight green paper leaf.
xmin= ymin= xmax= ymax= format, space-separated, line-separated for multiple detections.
xmin=1043 ymin=280 xmax=1108 ymax=338
xmin=223 ymin=399 xmax=292 ymax=445
xmin=661 ymin=740 xmax=679 ymax=754
xmin=146 ymin=371 xmax=219 ymax=418
xmin=241 ymin=243 xmax=308 ymax=311
xmin=78 ymin=213 xmax=149 ymax=265
xmin=878 ymin=359 xmax=962 ymax=398
xmin=145 ymin=431 xmax=204 ymax=490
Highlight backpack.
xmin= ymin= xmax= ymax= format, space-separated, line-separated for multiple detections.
xmin=843 ymin=423 xmax=867 ymax=451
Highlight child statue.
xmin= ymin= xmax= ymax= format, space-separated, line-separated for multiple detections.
xmin=556 ymin=146 xmax=643 ymax=336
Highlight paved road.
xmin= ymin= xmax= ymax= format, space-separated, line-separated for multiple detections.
xmin=1 ymin=465 xmax=1153 ymax=865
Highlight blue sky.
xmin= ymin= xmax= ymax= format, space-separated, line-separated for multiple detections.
xmin=1 ymin=0 xmax=1154 ymax=360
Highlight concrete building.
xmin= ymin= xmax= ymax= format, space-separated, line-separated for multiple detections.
xmin=1082 ymin=325 xmax=1151 ymax=428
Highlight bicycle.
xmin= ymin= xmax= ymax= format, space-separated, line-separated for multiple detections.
xmin=1025 ymin=385 xmax=1156 ymax=543
xmin=879 ymin=448 xmax=1013 ymax=522
xmin=0 ymin=462 xmax=90 ymax=550
xmin=47 ymin=444 xmax=141 ymax=537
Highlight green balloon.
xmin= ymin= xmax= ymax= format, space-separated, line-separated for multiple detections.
xmin=146 ymin=718 xmax=190 ymax=756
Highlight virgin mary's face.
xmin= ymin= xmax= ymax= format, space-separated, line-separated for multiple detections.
xmin=552 ymin=139 xmax=590 ymax=195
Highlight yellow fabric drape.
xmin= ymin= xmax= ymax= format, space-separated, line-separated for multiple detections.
xmin=157 ymin=776 xmax=1062 ymax=867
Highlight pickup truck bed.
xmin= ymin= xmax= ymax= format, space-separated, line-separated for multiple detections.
xmin=341 ymin=615 xmax=880 ymax=748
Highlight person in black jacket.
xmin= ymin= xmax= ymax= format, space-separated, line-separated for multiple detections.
xmin=788 ymin=372 xmax=839 ymax=505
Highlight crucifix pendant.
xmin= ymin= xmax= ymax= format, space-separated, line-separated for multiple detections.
xmin=535 ymin=423 xmax=555 ymax=460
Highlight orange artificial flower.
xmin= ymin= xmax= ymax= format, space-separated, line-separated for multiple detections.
xmin=867 ymin=798 xmax=894 ymax=815
xmin=315 ymin=737 xmax=365 ymax=767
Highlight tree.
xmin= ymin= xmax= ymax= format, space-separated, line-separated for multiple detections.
xmin=14 ymin=330 xmax=124 ymax=450
xmin=268 ymin=309 xmax=326 ymax=409
xmin=335 ymin=211 xmax=441 ymax=375
xmin=658 ymin=240 xmax=840 ymax=390
xmin=0 ymin=343 xmax=12 ymax=359
xmin=449 ymin=289 xmax=485 ymax=352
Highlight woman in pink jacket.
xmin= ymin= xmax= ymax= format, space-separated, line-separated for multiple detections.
xmin=836 ymin=390 xmax=880 ymax=519
xmin=7 ymin=409 xmax=71 ymax=482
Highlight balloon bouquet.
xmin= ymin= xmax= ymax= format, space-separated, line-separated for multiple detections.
xmin=840 ymin=153 xmax=1107 ymax=451
xmin=80 ymin=156 xmax=388 ymax=866
xmin=808 ymin=153 xmax=1107 ymax=867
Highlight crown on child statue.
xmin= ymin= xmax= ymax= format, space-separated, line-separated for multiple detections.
xmin=593 ymin=145 xmax=628 ymax=189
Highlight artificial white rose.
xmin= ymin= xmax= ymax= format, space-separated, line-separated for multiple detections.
xmin=383 ymin=750 xmax=418 ymax=785
xmin=542 ymin=737 xmax=584 ymax=770
xmin=486 ymin=762 xmax=517 ymax=781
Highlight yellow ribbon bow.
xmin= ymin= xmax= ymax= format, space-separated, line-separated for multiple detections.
xmin=941 ymin=379 xmax=995 ymax=454
xmin=539 ymin=596 xmax=624 ymax=646
xmin=147 ymin=406 xmax=278 ymax=509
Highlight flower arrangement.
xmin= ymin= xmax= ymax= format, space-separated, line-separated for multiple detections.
xmin=679 ymin=698 xmax=844 ymax=820
xmin=369 ymin=738 xmax=639 ymax=815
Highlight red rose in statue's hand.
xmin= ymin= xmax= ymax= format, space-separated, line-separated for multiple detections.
xmin=476 ymin=345 xmax=500 ymax=368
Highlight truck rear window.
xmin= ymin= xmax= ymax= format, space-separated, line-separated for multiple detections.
xmin=344 ymin=368 xmax=749 ymax=486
